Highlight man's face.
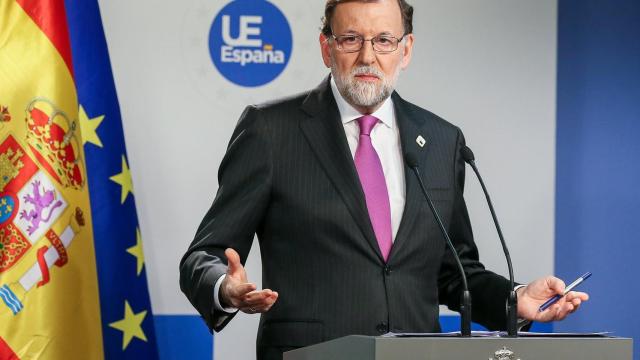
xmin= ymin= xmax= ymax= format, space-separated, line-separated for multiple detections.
xmin=320 ymin=0 xmax=414 ymax=111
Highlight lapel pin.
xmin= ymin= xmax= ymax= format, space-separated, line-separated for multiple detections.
xmin=416 ymin=135 xmax=426 ymax=148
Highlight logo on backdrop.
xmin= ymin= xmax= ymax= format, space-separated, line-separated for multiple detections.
xmin=208 ymin=0 xmax=292 ymax=87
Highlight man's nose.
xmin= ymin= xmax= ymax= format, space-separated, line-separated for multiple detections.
xmin=357 ymin=39 xmax=377 ymax=65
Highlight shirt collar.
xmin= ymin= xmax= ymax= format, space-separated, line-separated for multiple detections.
xmin=330 ymin=76 xmax=395 ymax=129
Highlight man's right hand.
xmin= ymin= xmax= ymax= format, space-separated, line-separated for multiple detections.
xmin=220 ymin=248 xmax=279 ymax=314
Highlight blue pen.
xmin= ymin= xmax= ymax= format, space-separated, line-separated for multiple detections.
xmin=538 ymin=272 xmax=592 ymax=312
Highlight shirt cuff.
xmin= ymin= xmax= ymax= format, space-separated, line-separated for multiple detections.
xmin=514 ymin=284 xmax=531 ymax=330
xmin=213 ymin=274 xmax=238 ymax=313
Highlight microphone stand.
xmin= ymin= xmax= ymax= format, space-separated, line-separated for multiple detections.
xmin=462 ymin=146 xmax=518 ymax=337
xmin=406 ymin=154 xmax=472 ymax=337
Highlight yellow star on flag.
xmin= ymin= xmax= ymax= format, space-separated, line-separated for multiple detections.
xmin=110 ymin=155 xmax=134 ymax=204
xmin=127 ymin=228 xmax=145 ymax=276
xmin=109 ymin=300 xmax=148 ymax=350
xmin=78 ymin=104 xmax=105 ymax=147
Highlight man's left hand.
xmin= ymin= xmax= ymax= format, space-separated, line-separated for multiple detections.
xmin=517 ymin=276 xmax=589 ymax=322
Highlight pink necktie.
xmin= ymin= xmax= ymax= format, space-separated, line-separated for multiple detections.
xmin=354 ymin=115 xmax=393 ymax=262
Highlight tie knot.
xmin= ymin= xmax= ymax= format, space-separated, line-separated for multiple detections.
xmin=357 ymin=115 xmax=379 ymax=136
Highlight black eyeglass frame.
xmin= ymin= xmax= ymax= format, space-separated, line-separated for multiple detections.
xmin=328 ymin=32 xmax=407 ymax=54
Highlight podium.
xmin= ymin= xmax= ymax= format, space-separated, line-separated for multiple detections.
xmin=284 ymin=334 xmax=632 ymax=360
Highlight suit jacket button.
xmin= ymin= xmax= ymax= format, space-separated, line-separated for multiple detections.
xmin=383 ymin=266 xmax=392 ymax=276
xmin=376 ymin=322 xmax=388 ymax=334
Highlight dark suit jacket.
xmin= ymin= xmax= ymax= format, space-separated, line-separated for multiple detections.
xmin=179 ymin=76 xmax=512 ymax=360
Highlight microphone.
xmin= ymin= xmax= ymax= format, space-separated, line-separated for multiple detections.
xmin=404 ymin=152 xmax=472 ymax=337
xmin=460 ymin=146 xmax=518 ymax=337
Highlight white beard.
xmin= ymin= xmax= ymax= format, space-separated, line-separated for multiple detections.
xmin=331 ymin=63 xmax=400 ymax=109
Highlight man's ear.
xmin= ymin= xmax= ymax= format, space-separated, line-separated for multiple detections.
xmin=400 ymin=33 xmax=414 ymax=70
xmin=320 ymin=33 xmax=332 ymax=68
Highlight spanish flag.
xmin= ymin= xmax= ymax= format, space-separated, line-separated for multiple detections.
xmin=0 ymin=1 xmax=158 ymax=358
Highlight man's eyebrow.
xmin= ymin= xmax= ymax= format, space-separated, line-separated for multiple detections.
xmin=337 ymin=29 xmax=360 ymax=35
xmin=334 ymin=29 xmax=396 ymax=36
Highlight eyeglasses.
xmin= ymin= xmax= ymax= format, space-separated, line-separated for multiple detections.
xmin=330 ymin=33 xmax=405 ymax=53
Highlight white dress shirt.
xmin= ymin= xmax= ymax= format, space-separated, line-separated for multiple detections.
xmin=330 ymin=78 xmax=406 ymax=240
xmin=213 ymin=79 xmax=407 ymax=312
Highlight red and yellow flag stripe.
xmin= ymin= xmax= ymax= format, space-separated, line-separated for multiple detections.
xmin=0 ymin=0 xmax=103 ymax=358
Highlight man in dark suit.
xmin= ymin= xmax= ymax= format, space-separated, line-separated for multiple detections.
xmin=180 ymin=1 xmax=588 ymax=359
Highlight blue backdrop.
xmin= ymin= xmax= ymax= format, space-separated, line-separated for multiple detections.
xmin=556 ymin=1 xmax=640 ymax=359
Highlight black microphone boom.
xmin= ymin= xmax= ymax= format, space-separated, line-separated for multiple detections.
xmin=404 ymin=152 xmax=472 ymax=337
xmin=460 ymin=145 xmax=518 ymax=337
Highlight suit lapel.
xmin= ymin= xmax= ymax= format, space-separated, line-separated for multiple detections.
xmin=299 ymin=77 xmax=384 ymax=262
xmin=388 ymin=92 xmax=428 ymax=261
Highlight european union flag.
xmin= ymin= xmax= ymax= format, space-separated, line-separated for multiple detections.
xmin=65 ymin=1 xmax=159 ymax=358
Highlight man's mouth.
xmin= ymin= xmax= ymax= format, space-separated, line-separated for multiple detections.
xmin=354 ymin=74 xmax=380 ymax=82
